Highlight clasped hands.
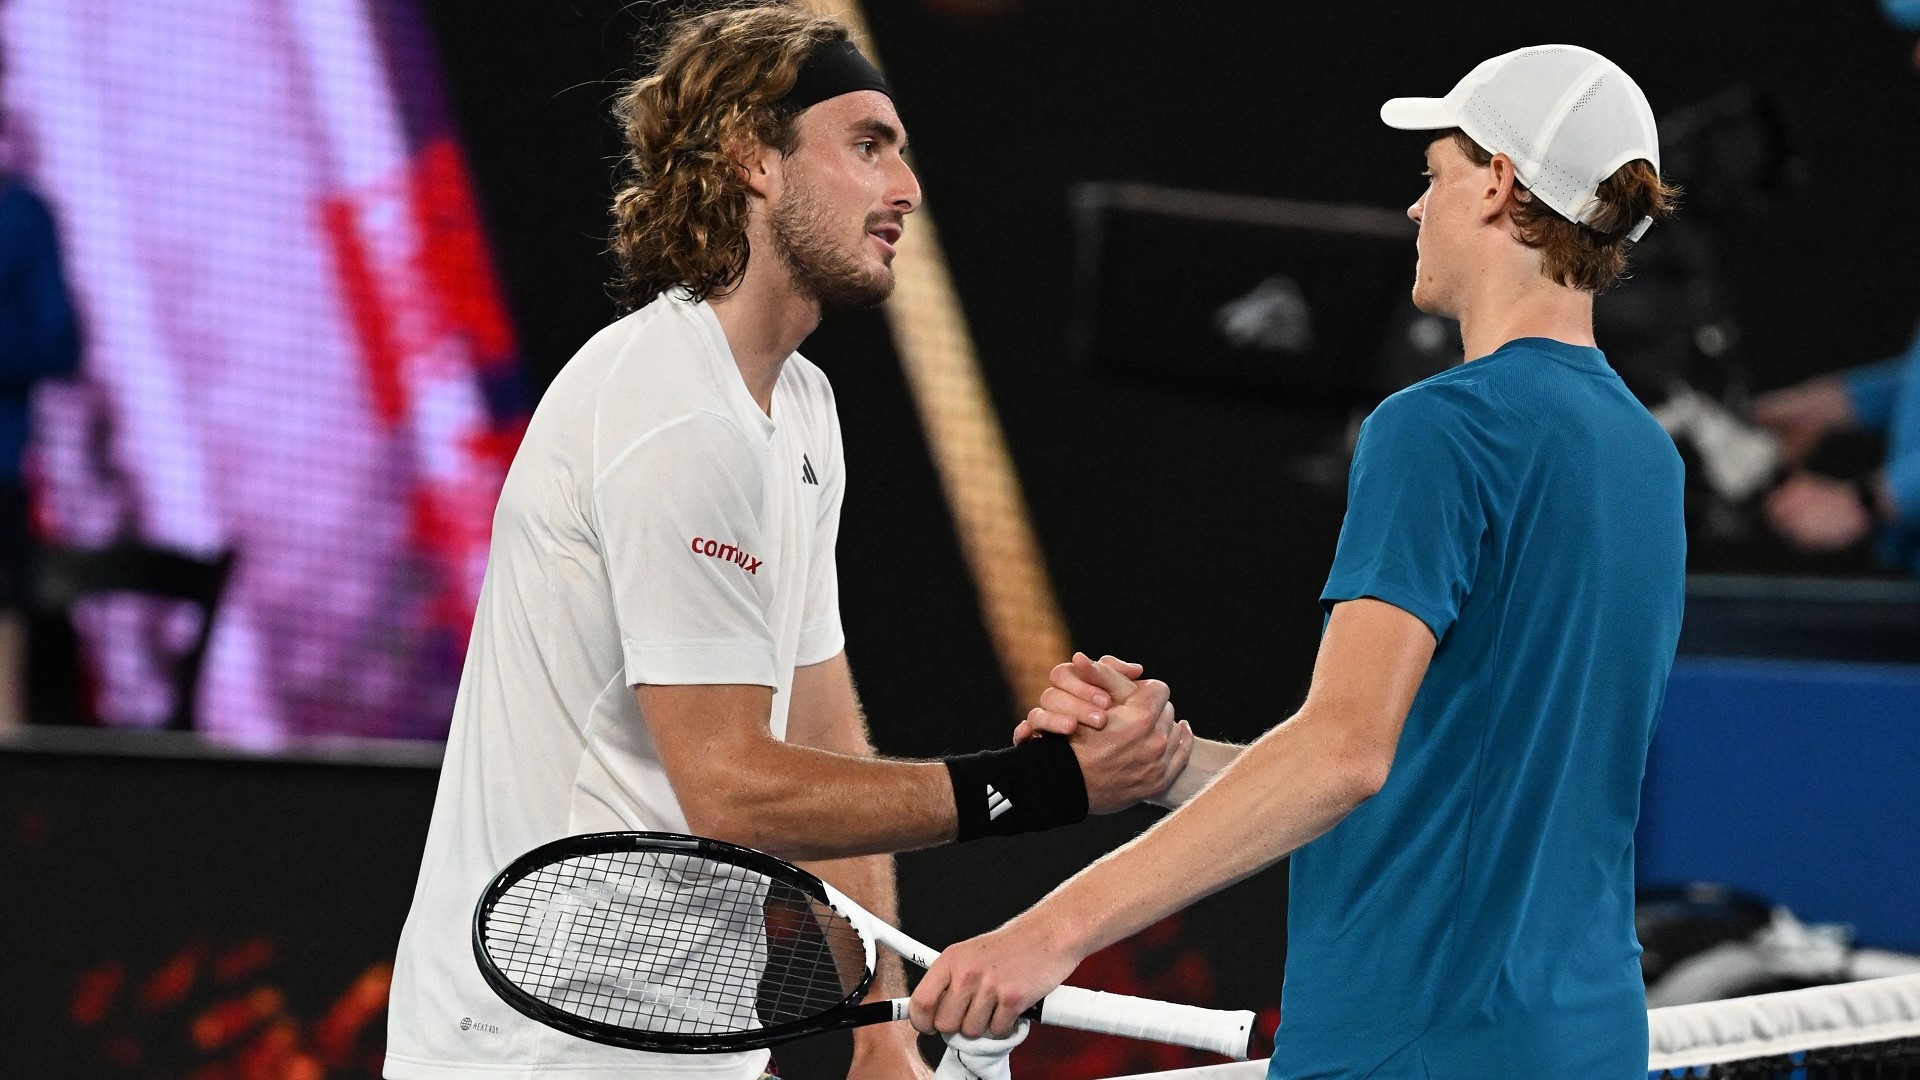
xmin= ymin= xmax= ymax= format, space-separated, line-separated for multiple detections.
xmin=1029 ymin=652 xmax=1190 ymax=814
xmin=909 ymin=653 xmax=1179 ymax=1043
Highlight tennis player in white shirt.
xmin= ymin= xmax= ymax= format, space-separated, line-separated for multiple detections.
xmin=383 ymin=6 xmax=1191 ymax=1080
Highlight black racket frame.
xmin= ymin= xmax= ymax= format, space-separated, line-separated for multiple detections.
xmin=473 ymin=830 xmax=893 ymax=1054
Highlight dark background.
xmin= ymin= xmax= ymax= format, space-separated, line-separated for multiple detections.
xmin=16 ymin=2 xmax=1920 ymax=1077
xmin=1 ymin=746 xmax=431 ymax=1078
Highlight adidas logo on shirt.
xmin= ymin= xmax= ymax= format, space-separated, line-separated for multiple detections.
xmin=986 ymin=784 xmax=1011 ymax=821
xmin=801 ymin=454 xmax=819 ymax=486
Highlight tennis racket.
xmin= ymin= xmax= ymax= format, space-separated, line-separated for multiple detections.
xmin=473 ymin=831 xmax=1260 ymax=1058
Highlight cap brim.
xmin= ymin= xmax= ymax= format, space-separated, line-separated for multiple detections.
xmin=1380 ymin=97 xmax=1458 ymax=131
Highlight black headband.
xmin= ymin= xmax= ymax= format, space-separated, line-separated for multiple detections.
xmin=779 ymin=38 xmax=891 ymax=112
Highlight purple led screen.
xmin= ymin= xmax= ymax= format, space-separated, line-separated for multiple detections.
xmin=1 ymin=0 xmax=525 ymax=741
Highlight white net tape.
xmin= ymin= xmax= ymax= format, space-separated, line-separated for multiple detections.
xmin=1099 ymin=974 xmax=1920 ymax=1079
xmin=1647 ymin=971 xmax=1920 ymax=1070
xmin=1102 ymin=1064 xmax=1263 ymax=1080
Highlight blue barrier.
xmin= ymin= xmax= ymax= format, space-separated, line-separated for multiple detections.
xmin=1638 ymin=656 xmax=1920 ymax=951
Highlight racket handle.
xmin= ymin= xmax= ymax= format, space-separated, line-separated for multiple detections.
xmin=1036 ymin=986 xmax=1258 ymax=1059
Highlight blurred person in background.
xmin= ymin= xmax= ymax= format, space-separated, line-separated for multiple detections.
xmin=1756 ymin=351 xmax=1917 ymax=563
xmin=1752 ymin=0 xmax=1920 ymax=565
xmin=0 ymin=47 xmax=81 ymax=729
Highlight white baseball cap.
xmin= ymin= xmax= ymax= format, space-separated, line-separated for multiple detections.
xmin=1381 ymin=45 xmax=1662 ymax=241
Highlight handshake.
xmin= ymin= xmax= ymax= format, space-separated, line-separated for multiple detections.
xmin=1011 ymin=653 xmax=1197 ymax=815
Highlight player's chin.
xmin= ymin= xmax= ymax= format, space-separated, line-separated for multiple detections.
xmin=854 ymin=267 xmax=896 ymax=306
xmin=1409 ymin=278 xmax=1444 ymax=317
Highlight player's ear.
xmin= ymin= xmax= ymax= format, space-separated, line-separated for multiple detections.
xmin=727 ymin=134 xmax=783 ymax=202
xmin=1482 ymin=153 xmax=1522 ymax=226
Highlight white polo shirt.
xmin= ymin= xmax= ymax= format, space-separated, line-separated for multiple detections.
xmin=385 ymin=292 xmax=846 ymax=1080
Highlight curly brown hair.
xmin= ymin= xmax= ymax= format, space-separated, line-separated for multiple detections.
xmin=609 ymin=2 xmax=849 ymax=310
xmin=1449 ymin=129 xmax=1680 ymax=294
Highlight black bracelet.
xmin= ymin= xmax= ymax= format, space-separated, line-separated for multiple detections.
xmin=943 ymin=736 xmax=1088 ymax=842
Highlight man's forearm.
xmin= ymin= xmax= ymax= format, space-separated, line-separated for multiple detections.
xmin=784 ymin=652 xmax=930 ymax=1070
xmin=1024 ymin=709 xmax=1378 ymax=962
xmin=799 ymin=851 xmax=910 ymax=998
xmin=807 ymin=850 xmax=924 ymax=1065
xmin=690 ymin=742 xmax=956 ymax=861
xmin=1150 ymin=736 xmax=1243 ymax=808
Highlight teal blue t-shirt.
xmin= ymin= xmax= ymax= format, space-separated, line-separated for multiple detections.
xmin=1271 ymin=338 xmax=1686 ymax=1079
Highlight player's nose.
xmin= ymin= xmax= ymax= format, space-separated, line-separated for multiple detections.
xmin=889 ymin=156 xmax=921 ymax=215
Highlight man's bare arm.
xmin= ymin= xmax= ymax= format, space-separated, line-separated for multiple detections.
xmin=910 ymin=598 xmax=1436 ymax=1037
xmin=785 ymin=654 xmax=930 ymax=1078
xmin=1030 ymin=599 xmax=1433 ymax=950
xmin=637 ymin=678 xmax=953 ymax=861
xmin=639 ymin=657 xmax=1190 ymax=863
xmin=784 ymin=653 xmax=912 ymax=990
xmin=1151 ymin=736 xmax=1243 ymax=808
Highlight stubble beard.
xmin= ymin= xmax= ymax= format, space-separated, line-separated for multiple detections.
xmin=769 ymin=170 xmax=895 ymax=309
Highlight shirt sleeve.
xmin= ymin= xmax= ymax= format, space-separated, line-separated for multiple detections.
xmin=1844 ymin=358 xmax=1907 ymax=433
xmin=1878 ymin=341 xmax=1920 ymax=529
xmin=796 ymin=402 xmax=847 ymax=668
xmin=1320 ymin=390 xmax=1490 ymax=642
xmin=593 ymin=411 xmax=778 ymax=688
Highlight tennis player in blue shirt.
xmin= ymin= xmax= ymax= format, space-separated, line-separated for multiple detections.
xmin=911 ymin=46 xmax=1686 ymax=1078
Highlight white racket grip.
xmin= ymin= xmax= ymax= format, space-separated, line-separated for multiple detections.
xmin=1036 ymin=985 xmax=1257 ymax=1059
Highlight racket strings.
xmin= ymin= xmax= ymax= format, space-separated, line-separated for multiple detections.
xmin=481 ymin=849 xmax=871 ymax=1037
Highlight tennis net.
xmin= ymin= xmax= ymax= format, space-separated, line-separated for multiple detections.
xmin=1098 ymin=973 xmax=1920 ymax=1079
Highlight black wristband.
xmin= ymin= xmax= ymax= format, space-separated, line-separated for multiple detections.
xmin=943 ymin=736 xmax=1088 ymax=842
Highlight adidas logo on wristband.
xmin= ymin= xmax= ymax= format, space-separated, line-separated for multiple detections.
xmin=943 ymin=739 xmax=1086 ymax=842
xmin=986 ymin=784 xmax=1011 ymax=821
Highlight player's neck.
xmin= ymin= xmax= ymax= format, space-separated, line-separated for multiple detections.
xmin=708 ymin=259 xmax=822 ymax=416
xmin=1455 ymin=267 xmax=1595 ymax=362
